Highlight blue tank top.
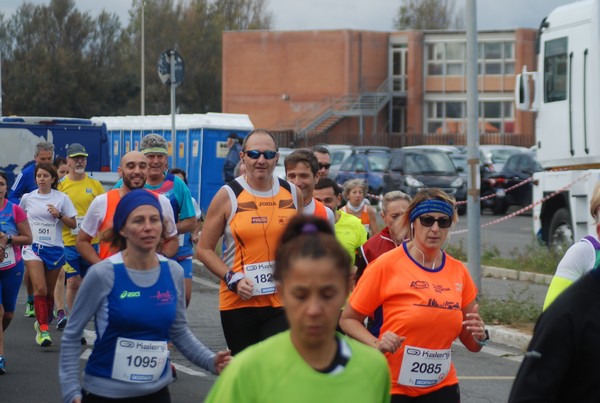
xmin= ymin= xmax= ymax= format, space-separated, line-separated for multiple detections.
xmin=85 ymin=255 xmax=178 ymax=380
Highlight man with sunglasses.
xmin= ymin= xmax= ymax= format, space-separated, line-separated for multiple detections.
xmin=197 ymin=129 xmax=303 ymax=355
xmin=341 ymin=188 xmax=487 ymax=403
xmin=313 ymin=145 xmax=332 ymax=179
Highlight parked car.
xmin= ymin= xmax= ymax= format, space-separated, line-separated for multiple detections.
xmin=383 ymin=148 xmax=467 ymax=215
xmin=479 ymin=145 xmax=529 ymax=173
xmin=273 ymin=147 xmax=294 ymax=180
xmin=335 ymin=147 xmax=391 ymax=204
xmin=482 ymin=152 xmax=542 ymax=215
xmin=324 ymin=144 xmax=354 ymax=180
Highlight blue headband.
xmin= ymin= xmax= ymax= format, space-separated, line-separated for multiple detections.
xmin=409 ymin=199 xmax=454 ymax=223
xmin=113 ymin=189 xmax=163 ymax=235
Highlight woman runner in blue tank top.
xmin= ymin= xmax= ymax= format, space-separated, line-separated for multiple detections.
xmin=59 ymin=189 xmax=231 ymax=403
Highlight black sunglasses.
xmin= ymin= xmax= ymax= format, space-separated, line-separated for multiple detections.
xmin=244 ymin=150 xmax=278 ymax=160
xmin=418 ymin=215 xmax=452 ymax=229
xmin=319 ymin=163 xmax=331 ymax=170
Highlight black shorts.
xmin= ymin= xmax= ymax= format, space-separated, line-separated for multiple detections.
xmin=220 ymin=306 xmax=288 ymax=355
xmin=391 ymin=384 xmax=460 ymax=403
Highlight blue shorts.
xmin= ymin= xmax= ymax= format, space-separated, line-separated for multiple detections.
xmin=0 ymin=260 xmax=24 ymax=312
xmin=178 ymin=257 xmax=193 ymax=279
xmin=22 ymin=244 xmax=65 ymax=270
xmin=64 ymin=245 xmax=98 ymax=279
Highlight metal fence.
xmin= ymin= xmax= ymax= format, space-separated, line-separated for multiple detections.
xmin=272 ymin=131 xmax=535 ymax=149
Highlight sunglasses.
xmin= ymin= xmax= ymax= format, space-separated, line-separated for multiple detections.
xmin=319 ymin=163 xmax=331 ymax=170
xmin=418 ymin=215 xmax=452 ymax=229
xmin=244 ymin=150 xmax=277 ymax=160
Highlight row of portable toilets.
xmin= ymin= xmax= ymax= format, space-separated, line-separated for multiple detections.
xmin=92 ymin=113 xmax=254 ymax=214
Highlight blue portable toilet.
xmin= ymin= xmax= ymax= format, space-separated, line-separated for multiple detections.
xmin=93 ymin=113 xmax=254 ymax=214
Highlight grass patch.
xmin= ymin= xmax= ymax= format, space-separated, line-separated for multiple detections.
xmin=477 ymin=288 xmax=541 ymax=329
xmin=445 ymin=239 xmax=562 ymax=275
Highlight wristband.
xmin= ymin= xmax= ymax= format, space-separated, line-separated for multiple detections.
xmin=224 ymin=271 xmax=245 ymax=292
xmin=57 ymin=212 xmax=64 ymax=219
xmin=6 ymin=235 xmax=12 ymax=245
xmin=475 ymin=329 xmax=490 ymax=346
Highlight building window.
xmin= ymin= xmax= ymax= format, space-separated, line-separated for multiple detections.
xmin=426 ymin=40 xmax=514 ymax=77
xmin=478 ymin=41 xmax=515 ymax=76
xmin=426 ymin=100 xmax=514 ymax=133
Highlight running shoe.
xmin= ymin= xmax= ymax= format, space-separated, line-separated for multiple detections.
xmin=47 ymin=309 xmax=55 ymax=325
xmin=34 ymin=321 xmax=52 ymax=347
xmin=0 ymin=355 xmax=5 ymax=375
xmin=24 ymin=301 xmax=35 ymax=317
xmin=56 ymin=310 xmax=67 ymax=330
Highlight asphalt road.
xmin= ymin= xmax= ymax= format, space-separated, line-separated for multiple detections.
xmin=2 ymin=211 xmax=545 ymax=402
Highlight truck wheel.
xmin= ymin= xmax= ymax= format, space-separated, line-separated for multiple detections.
xmin=548 ymin=208 xmax=573 ymax=252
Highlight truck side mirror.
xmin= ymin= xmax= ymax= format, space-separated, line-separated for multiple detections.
xmin=515 ymin=66 xmax=539 ymax=112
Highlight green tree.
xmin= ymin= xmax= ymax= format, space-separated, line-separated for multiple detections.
xmin=127 ymin=0 xmax=272 ymax=115
xmin=394 ymin=0 xmax=464 ymax=30
xmin=1 ymin=0 xmax=135 ymax=116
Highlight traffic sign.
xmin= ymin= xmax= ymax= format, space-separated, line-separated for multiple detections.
xmin=157 ymin=49 xmax=184 ymax=87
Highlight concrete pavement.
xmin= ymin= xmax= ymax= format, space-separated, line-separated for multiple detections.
xmin=193 ymin=260 xmax=551 ymax=352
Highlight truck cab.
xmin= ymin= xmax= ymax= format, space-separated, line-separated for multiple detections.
xmin=516 ymin=0 xmax=600 ymax=249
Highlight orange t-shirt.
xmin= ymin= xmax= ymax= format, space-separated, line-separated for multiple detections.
xmin=219 ymin=177 xmax=299 ymax=311
xmin=348 ymin=242 xmax=477 ymax=397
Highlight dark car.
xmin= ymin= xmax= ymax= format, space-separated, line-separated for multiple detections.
xmin=482 ymin=152 xmax=542 ymax=215
xmin=383 ymin=148 xmax=467 ymax=215
xmin=335 ymin=147 xmax=391 ymax=203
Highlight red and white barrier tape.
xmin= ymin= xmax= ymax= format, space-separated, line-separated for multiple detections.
xmin=450 ymin=172 xmax=592 ymax=235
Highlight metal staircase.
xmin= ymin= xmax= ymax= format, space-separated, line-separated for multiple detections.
xmin=295 ymin=78 xmax=392 ymax=142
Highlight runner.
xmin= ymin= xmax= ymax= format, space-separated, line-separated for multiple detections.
xmin=542 ymin=182 xmax=600 ymax=310
xmin=20 ymin=163 xmax=77 ymax=347
xmin=9 ymin=142 xmax=54 ymax=318
xmin=340 ymin=178 xmax=380 ymax=237
xmin=314 ymin=178 xmax=367 ymax=266
xmin=355 ymin=190 xmax=412 ymax=284
xmin=340 ymin=188 xmax=488 ymax=402
xmin=113 ymin=135 xmax=197 ymax=306
xmin=197 ymin=129 xmax=302 ymax=355
xmin=76 ymin=151 xmax=178 ymax=265
xmin=205 ymin=215 xmax=390 ymax=402
xmin=56 ymin=144 xmax=105 ymax=330
xmin=52 ymin=156 xmax=70 ymax=330
xmin=0 ymin=171 xmax=32 ymax=373
xmin=285 ymin=149 xmax=335 ymax=229
xmin=59 ymin=189 xmax=231 ymax=402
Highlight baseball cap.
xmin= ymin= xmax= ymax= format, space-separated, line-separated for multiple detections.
xmin=67 ymin=143 xmax=88 ymax=158
xmin=140 ymin=133 xmax=168 ymax=155
xmin=227 ymin=133 xmax=239 ymax=140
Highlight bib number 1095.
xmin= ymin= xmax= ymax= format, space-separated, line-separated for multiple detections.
xmin=126 ymin=355 xmax=159 ymax=368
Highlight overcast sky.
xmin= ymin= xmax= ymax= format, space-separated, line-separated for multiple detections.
xmin=0 ymin=0 xmax=576 ymax=31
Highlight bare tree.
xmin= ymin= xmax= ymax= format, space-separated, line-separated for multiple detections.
xmin=394 ymin=0 xmax=464 ymax=30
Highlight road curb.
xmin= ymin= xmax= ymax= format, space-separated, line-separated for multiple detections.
xmin=192 ymin=259 xmax=535 ymax=350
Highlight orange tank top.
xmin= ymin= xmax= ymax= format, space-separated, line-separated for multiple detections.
xmin=219 ymin=178 xmax=299 ymax=311
xmin=98 ymin=189 xmax=121 ymax=259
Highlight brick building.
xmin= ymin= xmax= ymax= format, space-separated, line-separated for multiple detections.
xmin=222 ymin=28 xmax=537 ymax=147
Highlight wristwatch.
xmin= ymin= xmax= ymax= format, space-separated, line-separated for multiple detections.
xmin=57 ymin=212 xmax=64 ymax=219
xmin=475 ymin=329 xmax=490 ymax=346
xmin=6 ymin=235 xmax=12 ymax=245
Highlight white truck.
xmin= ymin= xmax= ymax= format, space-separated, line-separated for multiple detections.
xmin=517 ymin=0 xmax=600 ymax=249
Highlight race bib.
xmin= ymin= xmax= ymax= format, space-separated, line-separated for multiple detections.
xmin=244 ymin=260 xmax=276 ymax=296
xmin=70 ymin=217 xmax=84 ymax=236
xmin=112 ymin=337 xmax=169 ymax=383
xmin=398 ymin=345 xmax=451 ymax=387
xmin=0 ymin=246 xmax=16 ymax=268
xmin=31 ymin=221 xmax=56 ymax=244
